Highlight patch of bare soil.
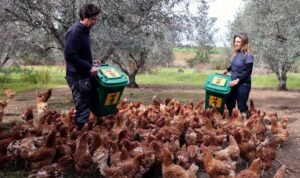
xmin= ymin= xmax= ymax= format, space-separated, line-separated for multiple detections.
xmin=2 ymin=86 xmax=300 ymax=177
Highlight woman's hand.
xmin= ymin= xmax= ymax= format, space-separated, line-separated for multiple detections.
xmin=229 ymin=79 xmax=239 ymax=87
xmin=223 ymin=69 xmax=228 ymax=75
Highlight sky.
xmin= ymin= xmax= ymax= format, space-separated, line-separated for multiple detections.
xmin=208 ymin=0 xmax=244 ymax=46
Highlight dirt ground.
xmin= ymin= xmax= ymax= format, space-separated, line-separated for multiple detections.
xmin=2 ymin=85 xmax=300 ymax=178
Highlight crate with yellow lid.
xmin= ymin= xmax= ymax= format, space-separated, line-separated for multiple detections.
xmin=204 ymin=73 xmax=231 ymax=114
xmin=91 ymin=64 xmax=128 ymax=117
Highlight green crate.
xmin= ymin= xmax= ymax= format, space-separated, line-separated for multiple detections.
xmin=204 ymin=73 xmax=231 ymax=114
xmin=91 ymin=64 xmax=128 ymax=117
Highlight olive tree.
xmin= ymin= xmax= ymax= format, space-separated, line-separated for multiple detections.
xmin=1 ymin=0 xmax=189 ymax=87
xmin=93 ymin=0 xmax=183 ymax=87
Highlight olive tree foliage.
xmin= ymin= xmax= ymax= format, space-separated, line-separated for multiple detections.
xmin=93 ymin=0 xmax=188 ymax=87
xmin=1 ymin=0 xmax=190 ymax=87
xmin=229 ymin=0 xmax=300 ymax=90
xmin=0 ymin=0 xmax=80 ymax=66
xmin=176 ymin=0 xmax=217 ymax=65
xmin=193 ymin=0 xmax=217 ymax=62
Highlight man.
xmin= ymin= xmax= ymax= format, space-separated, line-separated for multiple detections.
xmin=64 ymin=3 xmax=100 ymax=130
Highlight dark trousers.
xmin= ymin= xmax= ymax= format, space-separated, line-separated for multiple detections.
xmin=226 ymin=82 xmax=251 ymax=115
xmin=66 ymin=76 xmax=96 ymax=129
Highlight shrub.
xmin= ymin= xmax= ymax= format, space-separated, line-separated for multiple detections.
xmin=0 ymin=67 xmax=22 ymax=83
xmin=187 ymin=50 xmax=210 ymax=67
xmin=0 ymin=73 xmax=12 ymax=83
xmin=20 ymin=68 xmax=51 ymax=84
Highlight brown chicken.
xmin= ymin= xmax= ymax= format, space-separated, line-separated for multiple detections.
xmin=37 ymin=88 xmax=52 ymax=102
xmin=3 ymin=87 xmax=16 ymax=99
xmin=256 ymin=139 xmax=277 ymax=170
xmin=0 ymin=129 xmax=25 ymax=155
xmin=21 ymin=106 xmax=34 ymax=121
xmin=213 ymin=135 xmax=240 ymax=161
xmin=202 ymin=146 xmax=235 ymax=178
xmin=0 ymin=100 xmax=8 ymax=109
xmin=74 ymin=131 xmax=96 ymax=175
xmin=249 ymin=98 xmax=258 ymax=115
xmin=28 ymin=155 xmax=72 ymax=178
xmin=151 ymin=140 xmax=168 ymax=164
xmin=162 ymin=147 xmax=199 ymax=178
xmin=233 ymin=128 xmax=256 ymax=162
xmin=0 ymin=100 xmax=8 ymax=123
xmin=270 ymin=115 xmax=289 ymax=145
xmin=102 ymin=153 xmax=145 ymax=178
xmin=92 ymin=136 xmax=109 ymax=176
xmin=235 ymin=158 xmax=262 ymax=178
xmin=210 ymin=105 xmax=223 ymax=127
xmin=279 ymin=116 xmax=288 ymax=129
xmin=227 ymin=108 xmax=244 ymax=128
xmin=27 ymin=130 xmax=57 ymax=169
xmin=273 ymin=165 xmax=286 ymax=178
xmin=36 ymin=89 xmax=52 ymax=117
xmin=202 ymin=133 xmax=227 ymax=151
xmin=175 ymin=144 xmax=192 ymax=169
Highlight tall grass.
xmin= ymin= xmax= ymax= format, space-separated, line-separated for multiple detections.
xmin=19 ymin=68 xmax=51 ymax=84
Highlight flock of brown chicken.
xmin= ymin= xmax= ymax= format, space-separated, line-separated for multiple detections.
xmin=0 ymin=87 xmax=289 ymax=178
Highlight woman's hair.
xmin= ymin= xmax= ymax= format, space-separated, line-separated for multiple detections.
xmin=232 ymin=33 xmax=251 ymax=54
xmin=79 ymin=4 xmax=101 ymax=20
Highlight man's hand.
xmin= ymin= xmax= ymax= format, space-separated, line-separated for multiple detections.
xmin=90 ymin=66 xmax=98 ymax=76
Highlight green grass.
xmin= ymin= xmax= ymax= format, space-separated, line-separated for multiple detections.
xmin=209 ymin=47 xmax=227 ymax=55
xmin=137 ymin=68 xmax=209 ymax=86
xmin=137 ymin=68 xmax=300 ymax=89
xmin=0 ymin=66 xmax=66 ymax=96
xmin=252 ymin=73 xmax=300 ymax=89
xmin=173 ymin=47 xmax=197 ymax=52
xmin=0 ymin=66 xmax=299 ymax=97
xmin=174 ymin=47 xmax=226 ymax=55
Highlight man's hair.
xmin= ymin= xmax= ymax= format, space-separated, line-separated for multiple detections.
xmin=79 ymin=4 xmax=101 ymax=20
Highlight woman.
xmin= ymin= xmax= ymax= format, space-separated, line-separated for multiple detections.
xmin=224 ymin=33 xmax=254 ymax=118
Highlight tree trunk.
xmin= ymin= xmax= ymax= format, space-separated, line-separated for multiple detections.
xmin=276 ymin=72 xmax=288 ymax=90
xmin=128 ymin=74 xmax=139 ymax=88
xmin=0 ymin=54 xmax=10 ymax=68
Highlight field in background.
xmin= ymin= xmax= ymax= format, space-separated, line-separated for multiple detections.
xmin=0 ymin=47 xmax=300 ymax=96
